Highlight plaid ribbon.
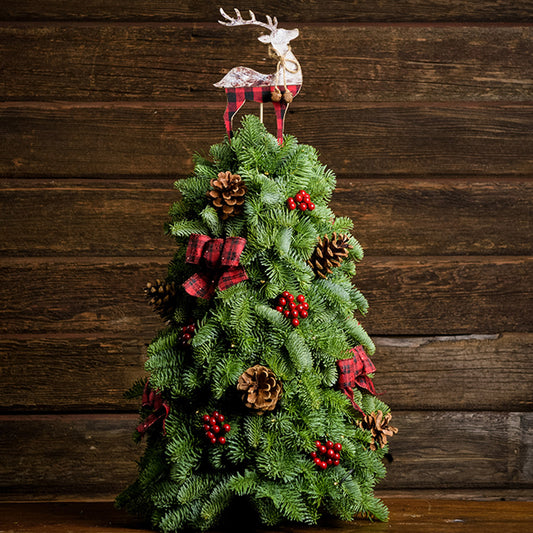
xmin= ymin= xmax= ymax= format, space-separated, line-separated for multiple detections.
xmin=136 ymin=381 xmax=169 ymax=437
xmin=182 ymin=234 xmax=248 ymax=299
xmin=223 ymin=85 xmax=301 ymax=144
xmin=337 ymin=345 xmax=377 ymax=414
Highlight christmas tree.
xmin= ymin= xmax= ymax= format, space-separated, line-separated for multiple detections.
xmin=115 ymin=115 xmax=396 ymax=530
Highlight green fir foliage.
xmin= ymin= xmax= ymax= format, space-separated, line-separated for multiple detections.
xmin=116 ymin=116 xmax=393 ymax=530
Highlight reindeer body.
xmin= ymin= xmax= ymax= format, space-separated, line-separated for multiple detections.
xmin=214 ymin=9 xmax=302 ymax=144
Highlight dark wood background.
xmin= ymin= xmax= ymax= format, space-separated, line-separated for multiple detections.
xmin=0 ymin=1 xmax=532 ymax=501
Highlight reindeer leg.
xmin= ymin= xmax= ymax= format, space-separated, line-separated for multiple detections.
xmin=272 ymin=100 xmax=288 ymax=145
xmin=224 ymin=88 xmax=247 ymax=140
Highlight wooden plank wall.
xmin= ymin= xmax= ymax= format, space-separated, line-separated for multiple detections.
xmin=0 ymin=1 xmax=532 ymax=500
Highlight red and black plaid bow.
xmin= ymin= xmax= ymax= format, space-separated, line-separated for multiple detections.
xmin=136 ymin=381 xmax=169 ymax=437
xmin=337 ymin=345 xmax=377 ymax=414
xmin=182 ymin=234 xmax=248 ymax=299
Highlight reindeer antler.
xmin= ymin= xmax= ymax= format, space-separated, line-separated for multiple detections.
xmin=218 ymin=8 xmax=278 ymax=32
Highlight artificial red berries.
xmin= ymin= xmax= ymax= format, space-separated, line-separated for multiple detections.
xmin=311 ymin=439 xmax=342 ymax=469
xmin=180 ymin=323 xmax=196 ymax=346
xmin=276 ymin=291 xmax=309 ymax=327
xmin=287 ymin=190 xmax=315 ymax=212
xmin=202 ymin=411 xmax=231 ymax=445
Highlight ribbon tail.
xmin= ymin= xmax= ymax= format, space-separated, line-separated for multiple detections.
xmin=355 ymin=375 xmax=377 ymax=396
xmin=183 ymin=272 xmax=216 ymax=299
xmin=218 ymin=266 xmax=248 ymax=291
xmin=342 ymin=387 xmax=365 ymax=415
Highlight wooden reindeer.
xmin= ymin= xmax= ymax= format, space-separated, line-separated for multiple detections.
xmin=214 ymin=8 xmax=302 ymax=144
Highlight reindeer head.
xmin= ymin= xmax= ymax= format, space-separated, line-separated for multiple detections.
xmin=219 ymin=8 xmax=299 ymax=57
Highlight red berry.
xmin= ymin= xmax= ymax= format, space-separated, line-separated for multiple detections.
xmin=326 ymin=440 xmax=334 ymax=449
xmin=314 ymin=457 xmax=322 ymax=466
xmin=287 ymin=294 xmax=295 ymax=301
xmin=279 ymin=297 xmax=287 ymax=306
xmin=203 ymin=424 xmax=210 ymax=431
xmin=327 ymin=458 xmax=333 ymax=466
xmin=182 ymin=326 xmax=188 ymax=333
xmin=206 ymin=431 xmax=214 ymax=440
xmin=311 ymin=451 xmax=317 ymax=458
xmin=327 ymin=448 xmax=335 ymax=458
xmin=275 ymin=306 xmax=283 ymax=313
xmin=296 ymin=304 xmax=304 ymax=312
xmin=288 ymin=203 xmax=296 ymax=210
xmin=217 ymin=414 xmax=225 ymax=422
xmin=308 ymin=202 xmax=315 ymax=210
xmin=297 ymin=294 xmax=305 ymax=303
xmin=203 ymin=414 xmax=210 ymax=423
xmin=183 ymin=333 xmax=191 ymax=341
xmin=315 ymin=441 xmax=322 ymax=448
xmin=334 ymin=442 xmax=342 ymax=452
xmin=211 ymin=437 xmax=217 ymax=444
xmin=304 ymin=193 xmax=311 ymax=201
xmin=319 ymin=445 xmax=327 ymax=455
xmin=223 ymin=424 xmax=231 ymax=433
xmin=284 ymin=310 xmax=291 ymax=318
xmin=334 ymin=452 xmax=340 ymax=460
xmin=291 ymin=318 xmax=300 ymax=327
xmin=295 ymin=193 xmax=303 ymax=202
xmin=300 ymin=310 xmax=308 ymax=318
xmin=320 ymin=462 xmax=328 ymax=470
xmin=212 ymin=411 xmax=219 ymax=417
xmin=218 ymin=436 xmax=226 ymax=445
xmin=291 ymin=309 xmax=299 ymax=318
xmin=213 ymin=425 xmax=220 ymax=434
xmin=303 ymin=302 xmax=309 ymax=310
xmin=299 ymin=202 xmax=308 ymax=211
xmin=282 ymin=291 xmax=290 ymax=298
xmin=289 ymin=301 xmax=297 ymax=310
xmin=299 ymin=190 xmax=306 ymax=195
xmin=334 ymin=459 xmax=340 ymax=466
xmin=209 ymin=418 xmax=217 ymax=426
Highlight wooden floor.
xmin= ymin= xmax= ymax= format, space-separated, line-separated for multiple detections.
xmin=1 ymin=498 xmax=532 ymax=533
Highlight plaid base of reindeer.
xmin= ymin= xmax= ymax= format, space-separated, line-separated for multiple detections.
xmin=223 ymin=85 xmax=302 ymax=144
xmin=214 ymin=8 xmax=303 ymax=144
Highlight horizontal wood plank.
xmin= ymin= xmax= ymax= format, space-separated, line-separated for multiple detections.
xmin=1 ymin=178 xmax=531 ymax=257
xmin=2 ymin=103 xmax=532 ymax=177
xmin=1 ymin=500 xmax=533 ymax=533
xmin=0 ymin=257 xmax=531 ymax=336
xmin=1 ymin=1 xmax=532 ymax=22
xmin=0 ymin=411 xmax=530 ymax=499
xmin=0 ymin=333 xmax=530 ymax=412
xmin=1 ymin=25 xmax=531 ymax=102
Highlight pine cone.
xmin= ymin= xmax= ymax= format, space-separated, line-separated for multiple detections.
xmin=237 ymin=365 xmax=282 ymax=414
xmin=358 ymin=410 xmax=398 ymax=451
xmin=145 ymin=279 xmax=177 ymax=323
xmin=308 ymin=232 xmax=353 ymax=279
xmin=207 ymin=171 xmax=247 ymax=220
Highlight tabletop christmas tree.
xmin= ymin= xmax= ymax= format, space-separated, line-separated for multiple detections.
xmin=116 ymin=9 xmax=396 ymax=531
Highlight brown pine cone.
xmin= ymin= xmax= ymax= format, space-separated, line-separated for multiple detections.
xmin=237 ymin=365 xmax=282 ymax=414
xmin=207 ymin=171 xmax=247 ymax=220
xmin=308 ymin=232 xmax=353 ymax=279
xmin=145 ymin=279 xmax=177 ymax=323
xmin=358 ymin=410 xmax=398 ymax=451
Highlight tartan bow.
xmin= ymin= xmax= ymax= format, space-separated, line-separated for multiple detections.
xmin=182 ymin=234 xmax=248 ymax=299
xmin=337 ymin=345 xmax=377 ymax=414
xmin=136 ymin=381 xmax=169 ymax=437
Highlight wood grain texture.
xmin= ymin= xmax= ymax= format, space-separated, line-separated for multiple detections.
xmin=1 ymin=178 xmax=531 ymax=257
xmin=1 ymin=334 xmax=530 ymax=412
xmin=0 ymin=412 xmax=530 ymax=499
xmin=0 ymin=257 xmax=530 ymax=336
xmin=1 ymin=0 xmax=532 ymax=22
xmin=1 ymin=25 xmax=531 ymax=101
xmin=1 ymin=500 xmax=533 ymax=533
xmin=2 ymin=103 xmax=532 ymax=177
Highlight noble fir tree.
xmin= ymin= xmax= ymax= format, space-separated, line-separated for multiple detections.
xmin=116 ymin=116 xmax=397 ymax=531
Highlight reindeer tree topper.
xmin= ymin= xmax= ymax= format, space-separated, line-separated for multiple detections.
xmin=214 ymin=8 xmax=302 ymax=144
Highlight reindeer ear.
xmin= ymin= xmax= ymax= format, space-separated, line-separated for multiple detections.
xmin=258 ymin=34 xmax=271 ymax=43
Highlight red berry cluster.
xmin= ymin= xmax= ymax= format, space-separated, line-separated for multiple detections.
xmin=311 ymin=440 xmax=342 ymax=470
xmin=275 ymin=291 xmax=309 ymax=327
xmin=180 ymin=323 xmax=196 ymax=346
xmin=202 ymin=411 xmax=231 ymax=445
xmin=287 ymin=190 xmax=315 ymax=211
